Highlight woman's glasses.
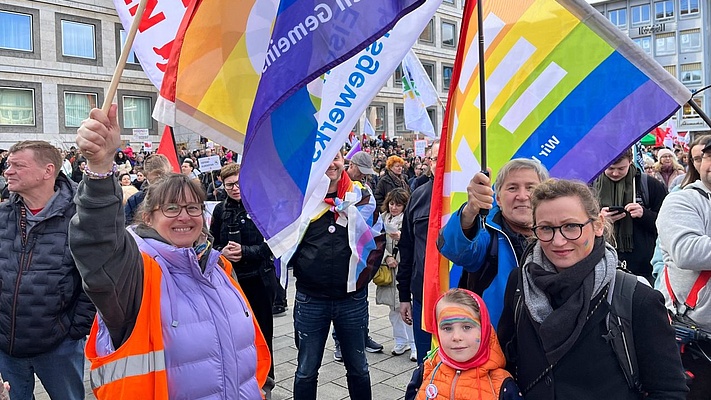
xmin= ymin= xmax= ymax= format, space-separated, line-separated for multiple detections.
xmin=155 ymin=203 xmax=204 ymax=218
xmin=532 ymin=218 xmax=594 ymax=242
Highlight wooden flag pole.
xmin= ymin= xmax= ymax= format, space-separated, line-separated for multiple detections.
xmin=102 ymin=0 xmax=150 ymax=113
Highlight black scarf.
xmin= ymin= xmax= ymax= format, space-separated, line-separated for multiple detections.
xmin=526 ymin=237 xmax=606 ymax=364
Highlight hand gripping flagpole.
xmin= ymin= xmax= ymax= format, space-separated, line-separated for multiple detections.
xmin=477 ymin=0 xmax=490 ymax=219
xmin=102 ymin=0 xmax=150 ymax=113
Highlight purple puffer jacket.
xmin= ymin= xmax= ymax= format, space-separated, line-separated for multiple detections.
xmin=95 ymin=235 xmax=262 ymax=399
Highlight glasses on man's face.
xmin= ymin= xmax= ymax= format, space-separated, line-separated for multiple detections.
xmin=224 ymin=182 xmax=240 ymax=190
xmin=532 ymin=218 xmax=594 ymax=242
xmin=155 ymin=203 xmax=204 ymax=218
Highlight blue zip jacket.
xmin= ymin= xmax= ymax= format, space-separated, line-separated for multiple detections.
xmin=438 ymin=204 xmax=518 ymax=327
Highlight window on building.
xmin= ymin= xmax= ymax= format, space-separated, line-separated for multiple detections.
xmin=442 ymin=21 xmax=457 ymax=47
xmin=61 ymin=20 xmax=95 ymax=59
xmin=368 ymin=104 xmax=386 ymax=133
xmin=443 ymin=0 xmax=455 ymax=4
xmin=422 ymin=62 xmax=436 ymax=90
xmin=122 ymin=96 xmax=152 ymax=129
xmin=633 ymin=36 xmax=652 ymax=54
xmin=443 ymin=65 xmax=453 ymax=90
xmin=394 ymin=65 xmax=403 ymax=87
xmin=631 ymin=4 xmax=651 ymax=25
xmin=0 ymin=87 xmax=35 ymax=126
xmin=655 ymin=32 xmax=676 ymax=56
xmin=679 ymin=0 xmax=699 ymax=16
xmin=119 ymin=29 xmax=139 ymax=64
xmin=680 ymin=29 xmax=701 ymax=53
xmin=655 ymin=0 xmax=674 ymax=20
xmin=0 ymin=11 xmax=32 ymax=51
xmin=427 ymin=107 xmax=437 ymax=131
xmin=680 ymin=63 xmax=702 ymax=85
xmin=395 ymin=106 xmax=407 ymax=133
xmin=663 ymin=65 xmax=677 ymax=78
xmin=682 ymin=97 xmax=703 ymax=118
xmin=419 ymin=19 xmax=434 ymax=44
xmin=608 ymin=8 xmax=627 ymax=28
xmin=64 ymin=92 xmax=97 ymax=127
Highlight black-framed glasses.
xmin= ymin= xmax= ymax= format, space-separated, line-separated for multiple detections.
xmin=532 ymin=218 xmax=594 ymax=242
xmin=155 ymin=203 xmax=204 ymax=218
xmin=224 ymin=182 xmax=240 ymax=190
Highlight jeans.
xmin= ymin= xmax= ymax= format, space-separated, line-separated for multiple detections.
xmin=0 ymin=337 xmax=86 ymax=400
xmin=412 ymin=300 xmax=432 ymax=364
xmin=293 ymin=289 xmax=371 ymax=400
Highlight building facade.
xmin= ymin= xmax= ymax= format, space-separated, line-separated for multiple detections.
xmin=0 ymin=0 xmax=161 ymax=151
xmin=588 ymin=0 xmax=711 ymax=137
xmin=0 ymin=0 xmax=462 ymax=151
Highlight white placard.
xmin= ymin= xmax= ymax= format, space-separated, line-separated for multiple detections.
xmin=143 ymin=141 xmax=153 ymax=152
xmin=198 ymin=155 xmax=222 ymax=172
xmin=133 ymin=128 xmax=149 ymax=139
xmin=414 ymin=139 xmax=427 ymax=157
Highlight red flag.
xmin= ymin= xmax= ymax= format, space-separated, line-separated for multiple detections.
xmin=653 ymin=126 xmax=668 ymax=147
xmin=157 ymin=126 xmax=181 ymax=173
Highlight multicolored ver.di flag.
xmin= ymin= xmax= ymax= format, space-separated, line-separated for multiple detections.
xmin=242 ymin=0 xmax=442 ymax=269
xmin=422 ymin=0 xmax=692 ymax=333
xmin=153 ymin=0 xmax=280 ymax=152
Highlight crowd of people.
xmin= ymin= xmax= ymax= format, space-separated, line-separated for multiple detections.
xmin=0 ymin=106 xmax=710 ymax=400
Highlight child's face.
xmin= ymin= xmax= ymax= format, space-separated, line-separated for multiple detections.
xmin=436 ymin=300 xmax=482 ymax=363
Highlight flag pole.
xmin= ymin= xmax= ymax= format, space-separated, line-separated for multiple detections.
xmin=477 ymin=0 xmax=489 ymax=218
xmin=101 ymin=0 xmax=149 ymax=113
xmin=687 ymin=84 xmax=711 ymax=128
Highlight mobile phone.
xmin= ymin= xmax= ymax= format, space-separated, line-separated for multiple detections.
xmin=227 ymin=224 xmax=242 ymax=243
xmin=608 ymin=206 xmax=627 ymax=215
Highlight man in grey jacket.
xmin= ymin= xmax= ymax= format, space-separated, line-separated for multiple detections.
xmin=657 ymin=140 xmax=711 ymax=399
xmin=0 ymin=140 xmax=95 ymax=400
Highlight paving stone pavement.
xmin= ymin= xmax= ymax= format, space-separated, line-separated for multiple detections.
xmin=34 ymin=270 xmax=420 ymax=399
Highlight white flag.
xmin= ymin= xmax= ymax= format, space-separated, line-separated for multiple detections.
xmin=114 ymin=0 xmax=189 ymax=89
xmin=402 ymin=50 xmax=439 ymax=137
xmin=364 ymin=118 xmax=376 ymax=137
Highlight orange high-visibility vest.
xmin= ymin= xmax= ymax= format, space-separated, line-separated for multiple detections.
xmin=85 ymin=253 xmax=271 ymax=399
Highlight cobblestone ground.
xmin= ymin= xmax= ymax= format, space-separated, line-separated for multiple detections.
xmin=34 ymin=270 xmax=420 ymax=400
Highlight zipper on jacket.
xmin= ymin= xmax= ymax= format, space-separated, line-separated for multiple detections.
xmin=450 ymin=370 xmax=461 ymax=399
xmin=9 ymin=229 xmax=33 ymax=355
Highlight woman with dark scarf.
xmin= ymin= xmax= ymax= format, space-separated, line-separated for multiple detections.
xmin=497 ymin=179 xmax=686 ymax=400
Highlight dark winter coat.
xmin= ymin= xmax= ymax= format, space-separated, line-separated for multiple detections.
xmin=210 ymin=197 xmax=274 ymax=286
xmin=396 ymin=180 xmax=431 ymax=304
xmin=0 ymin=173 xmax=95 ymax=356
xmin=497 ymin=269 xmax=687 ymax=400
xmin=374 ymin=169 xmax=410 ymax=209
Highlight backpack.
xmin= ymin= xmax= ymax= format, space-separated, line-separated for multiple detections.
xmin=512 ymin=268 xmax=641 ymax=392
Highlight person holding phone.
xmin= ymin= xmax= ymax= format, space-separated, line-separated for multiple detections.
xmin=593 ymin=149 xmax=667 ymax=283
xmin=209 ymin=163 xmax=277 ymax=397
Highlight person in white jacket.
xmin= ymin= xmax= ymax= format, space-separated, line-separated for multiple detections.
xmin=657 ymin=140 xmax=711 ymax=399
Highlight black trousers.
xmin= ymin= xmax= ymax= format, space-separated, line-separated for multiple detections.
xmin=682 ymin=340 xmax=711 ymax=400
xmin=239 ymin=274 xmax=276 ymax=379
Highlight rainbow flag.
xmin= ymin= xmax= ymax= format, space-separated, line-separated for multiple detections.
xmin=153 ymin=0 xmax=279 ymax=152
xmin=422 ymin=0 xmax=691 ymax=333
xmin=241 ymin=0 xmax=440 ymax=260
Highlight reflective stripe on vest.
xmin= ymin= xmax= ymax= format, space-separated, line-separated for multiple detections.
xmin=90 ymin=350 xmax=167 ymax=389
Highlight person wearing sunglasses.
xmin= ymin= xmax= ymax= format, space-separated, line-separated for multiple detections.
xmin=497 ymin=179 xmax=686 ymax=400
xmin=70 ymin=105 xmax=270 ymax=399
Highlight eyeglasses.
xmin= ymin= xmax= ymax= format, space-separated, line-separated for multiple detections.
xmin=532 ymin=218 xmax=594 ymax=242
xmin=224 ymin=182 xmax=240 ymax=190
xmin=154 ymin=203 xmax=204 ymax=218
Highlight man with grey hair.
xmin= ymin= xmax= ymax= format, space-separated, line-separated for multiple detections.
xmin=347 ymin=151 xmax=376 ymax=184
xmin=0 ymin=140 xmax=95 ymax=399
xmin=437 ymin=158 xmax=549 ymax=326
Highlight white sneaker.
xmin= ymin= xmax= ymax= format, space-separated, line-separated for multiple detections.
xmin=409 ymin=349 xmax=417 ymax=362
xmin=391 ymin=344 xmax=410 ymax=356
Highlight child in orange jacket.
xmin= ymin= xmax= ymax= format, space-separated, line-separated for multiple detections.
xmin=405 ymin=289 xmax=522 ymax=400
